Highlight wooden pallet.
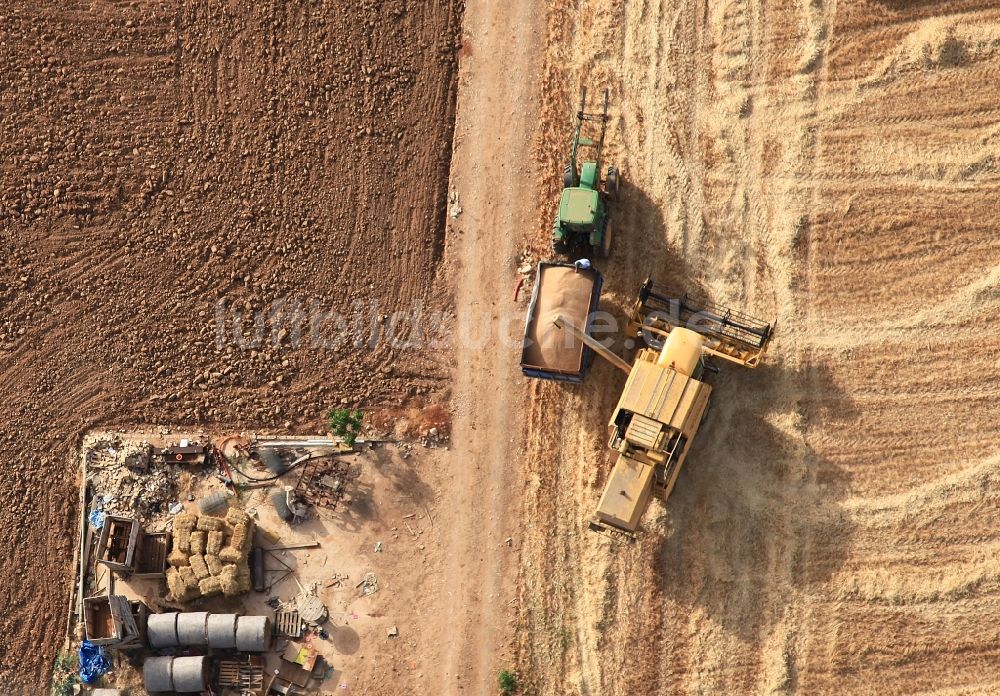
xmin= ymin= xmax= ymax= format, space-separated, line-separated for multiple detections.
xmin=274 ymin=609 xmax=304 ymax=639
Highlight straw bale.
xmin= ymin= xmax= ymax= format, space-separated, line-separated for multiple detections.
xmin=177 ymin=565 xmax=199 ymax=591
xmin=204 ymin=554 xmax=223 ymax=576
xmin=206 ymin=530 xmax=224 ymax=555
xmin=189 ymin=554 xmax=210 ymax=580
xmin=229 ymin=521 xmax=254 ymax=552
xmin=219 ymin=546 xmax=245 ymax=564
xmin=225 ymin=507 xmax=249 ymax=526
xmin=174 ymin=513 xmax=198 ymax=531
xmin=190 ymin=531 xmax=206 ymax=555
xmin=173 ymin=528 xmax=191 ymax=554
xmin=199 ymin=575 xmax=223 ymax=597
xmin=197 ymin=515 xmax=225 ymax=532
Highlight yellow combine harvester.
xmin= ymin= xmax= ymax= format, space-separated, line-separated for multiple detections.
xmin=556 ymin=278 xmax=772 ymax=536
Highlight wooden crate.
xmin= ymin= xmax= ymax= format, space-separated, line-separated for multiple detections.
xmin=218 ymin=657 xmax=264 ymax=695
xmin=96 ymin=516 xmax=140 ymax=573
xmin=134 ymin=531 xmax=170 ymax=578
xmin=83 ymin=594 xmax=140 ymax=647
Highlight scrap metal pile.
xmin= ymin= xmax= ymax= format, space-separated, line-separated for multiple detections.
xmin=292 ymin=457 xmax=351 ymax=511
xmin=86 ymin=437 xmax=181 ymax=523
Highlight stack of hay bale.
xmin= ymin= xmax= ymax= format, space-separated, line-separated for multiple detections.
xmin=166 ymin=507 xmax=254 ymax=602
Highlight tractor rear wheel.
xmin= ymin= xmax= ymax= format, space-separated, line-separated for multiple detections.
xmin=606 ymin=166 xmax=620 ymax=198
xmin=563 ymin=164 xmax=576 ymax=189
xmin=599 ymin=221 xmax=612 ymax=258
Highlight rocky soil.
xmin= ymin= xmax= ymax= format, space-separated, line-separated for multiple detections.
xmin=0 ymin=1 xmax=462 ymax=690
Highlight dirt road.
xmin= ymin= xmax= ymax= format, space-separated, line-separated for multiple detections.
xmin=516 ymin=0 xmax=1000 ymax=694
xmin=0 ymin=1 xmax=461 ymax=690
xmin=430 ymin=0 xmax=543 ymax=692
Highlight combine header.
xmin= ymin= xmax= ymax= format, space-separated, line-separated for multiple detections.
xmin=627 ymin=279 xmax=771 ymax=368
xmin=555 ymin=278 xmax=772 ymax=536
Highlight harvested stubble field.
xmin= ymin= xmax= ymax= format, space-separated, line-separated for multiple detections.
xmin=515 ymin=0 xmax=1000 ymax=694
xmin=0 ymin=0 xmax=461 ymax=691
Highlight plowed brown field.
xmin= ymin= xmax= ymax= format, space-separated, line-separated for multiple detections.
xmin=515 ymin=1 xmax=1000 ymax=694
xmin=0 ymin=1 xmax=461 ymax=691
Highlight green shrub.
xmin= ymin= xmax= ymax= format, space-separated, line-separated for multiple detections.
xmin=327 ymin=408 xmax=363 ymax=447
xmin=50 ymin=675 xmax=74 ymax=696
xmin=498 ymin=669 xmax=518 ymax=695
xmin=50 ymin=651 xmax=77 ymax=696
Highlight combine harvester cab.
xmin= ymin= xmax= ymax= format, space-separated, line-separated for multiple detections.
xmin=520 ymin=262 xmax=604 ymax=383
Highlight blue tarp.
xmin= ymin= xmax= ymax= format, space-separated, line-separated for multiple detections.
xmin=78 ymin=640 xmax=110 ymax=684
xmin=88 ymin=508 xmax=106 ymax=529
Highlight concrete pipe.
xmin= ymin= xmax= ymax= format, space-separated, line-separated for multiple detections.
xmin=146 ymin=612 xmax=179 ymax=649
xmin=235 ymin=615 xmax=272 ymax=652
xmin=258 ymin=448 xmax=288 ymax=475
xmin=206 ymin=613 xmax=239 ymax=649
xmin=143 ymin=655 xmax=174 ymax=692
xmin=171 ymin=655 xmax=209 ymax=693
xmin=176 ymin=611 xmax=209 ymax=646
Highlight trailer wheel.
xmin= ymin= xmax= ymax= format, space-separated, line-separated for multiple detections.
xmin=271 ymin=490 xmax=293 ymax=522
xmin=563 ymin=164 xmax=576 ymax=189
xmin=606 ymin=166 xmax=620 ymax=198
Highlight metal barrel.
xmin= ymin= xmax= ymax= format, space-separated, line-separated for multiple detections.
xmin=147 ymin=612 xmax=179 ymax=648
xmin=235 ymin=615 xmax=272 ymax=651
xmin=198 ymin=490 xmax=230 ymax=515
xmin=176 ymin=611 xmax=210 ymax=646
xmin=143 ymin=655 xmax=174 ymax=692
xmin=206 ymin=613 xmax=239 ymax=649
xmin=171 ymin=655 xmax=209 ymax=692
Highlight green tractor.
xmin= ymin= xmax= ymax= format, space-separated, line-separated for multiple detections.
xmin=552 ymin=87 xmax=620 ymax=257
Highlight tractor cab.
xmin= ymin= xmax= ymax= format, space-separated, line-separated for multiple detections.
xmin=557 ymin=186 xmax=601 ymax=230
